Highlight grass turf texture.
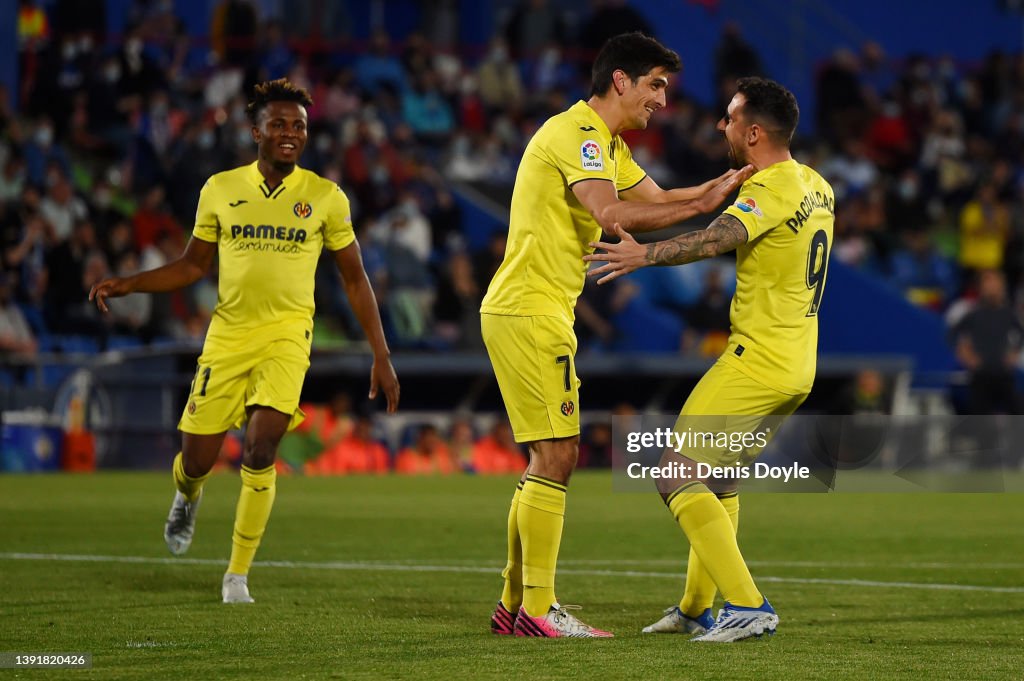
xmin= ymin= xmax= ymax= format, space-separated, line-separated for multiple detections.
xmin=1 ymin=472 xmax=1022 ymax=680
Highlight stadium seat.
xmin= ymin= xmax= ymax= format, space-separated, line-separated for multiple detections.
xmin=610 ymin=298 xmax=684 ymax=353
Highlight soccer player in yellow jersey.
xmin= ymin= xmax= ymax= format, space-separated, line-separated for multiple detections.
xmin=89 ymin=79 xmax=400 ymax=603
xmin=587 ymin=77 xmax=835 ymax=642
xmin=482 ymin=32 xmax=753 ymax=638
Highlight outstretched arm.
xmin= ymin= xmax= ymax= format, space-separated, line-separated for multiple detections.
xmin=572 ymin=166 xmax=752 ymax=236
xmin=617 ymin=169 xmax=741 ymax=204
xmin=583 ymin=214 xmax=748 ymax=285
xmin=89 ymin=236 xmax=216 ymax=312
xmin=332 ymin=241 xmax=400 ymax=413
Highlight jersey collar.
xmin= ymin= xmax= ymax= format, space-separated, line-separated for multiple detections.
xmin=570 ymin=100 xmax=613 ymax=140
xmin=246 ymin=161 xmax=299 ymax=199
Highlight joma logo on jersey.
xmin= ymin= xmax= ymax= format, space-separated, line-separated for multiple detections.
xmin=560 ymin=400 xmax=575 ymax=416
xmin=230 ymin=224 xmax=308 ymax=242
xmin=293 ymin=202 xmax=312 ymax=218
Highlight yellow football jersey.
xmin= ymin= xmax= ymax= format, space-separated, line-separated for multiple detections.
xmin=192 ymin=162 xmax=354 ymax=341
xmin=718 ymin=159 xmax=835 ymax=395
xmin=481 ymin=100 xmax=647 ymax=323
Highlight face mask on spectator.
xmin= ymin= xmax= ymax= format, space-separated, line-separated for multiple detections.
xmin=898 ymin=178 xmax=918 ymax=201
xmin=35 ymin=126 xmax=53 ymax=148
xmin=197 ymin=130 xmax=215 ymax=150
xmin=95 ymin=188 xmax=112 ymax=208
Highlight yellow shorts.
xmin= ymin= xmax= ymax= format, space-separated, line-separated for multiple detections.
xmin=178 ymin=330 xmax=310 ymax=435
xmin=482 ymin=313 xmax=580 ymax=443
xmin=674 ymin=360 xmax=807 ymax=467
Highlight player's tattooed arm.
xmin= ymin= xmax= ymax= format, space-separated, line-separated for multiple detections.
xmin=585 ymin=214 xmax=749 ymax=285
xmin=645 ymin=214 xmax=748 ymax=266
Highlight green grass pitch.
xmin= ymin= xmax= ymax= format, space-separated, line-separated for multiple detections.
xmin=1 ymin=472 xmax=1022 ymax=680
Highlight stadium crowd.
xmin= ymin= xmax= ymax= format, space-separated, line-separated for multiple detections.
xmin=2 ymin=2 xmax=1022 ymax=371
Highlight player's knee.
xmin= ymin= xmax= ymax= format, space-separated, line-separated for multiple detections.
xmin=527 ymin=436 xmax=579 ymax=484
xmin=242 ymin=438 xmax=278 ymax=470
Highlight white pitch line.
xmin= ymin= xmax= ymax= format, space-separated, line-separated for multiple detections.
xmin=558 ymin=558 xmax=1024 ymax=570
xmin=2 ymin=552 xmax=1023 ymax=594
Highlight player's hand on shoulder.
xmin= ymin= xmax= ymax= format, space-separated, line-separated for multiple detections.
xmin=369 ymin=356 xmax=400 ymax=413
xmin=89 ymin=277 xmax=133 ymax=313
xmin=696 ymin=164 xmax=754 ymax=213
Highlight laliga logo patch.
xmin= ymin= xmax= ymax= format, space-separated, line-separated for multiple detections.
xmin=293 ymin=202 xmax=313 ymax=219
xmin=560 ymin=400 xmax=575 ymax=416
xmin=734 ymin=197 xmax=762 ymax=217
xmin=580 ymin=140 xmax=603 ymax=171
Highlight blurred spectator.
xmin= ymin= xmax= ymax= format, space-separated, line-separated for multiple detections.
xmin=523 ymin=45 xmax=577 ymax=100
xmin=950 ymin=269 xmax=1023 ymax=414
xmin=279 ymin=393 xmax=355 ymax=471
xmin=401 ymin=71 xmax=455 ymax=144
xmin=816 ymin=49 xmax=869 ymax=146
xmin=50 ymin=0 xmax=104 ymax=42
xmin=859 ymin=41 xmax=895 ymax=104
xmin=211 ymin=0 xmax=259 ymax=68
xmin=116 ymin=24 xmax=165 ymax=100
xmin=577 ymin=421 xmax=612 ymax=468
xmin=376 ymin=195 xmax=432 ymax=264
xmin=476 ymin=38 xmax=524 ymax=116
xmin=354 ymin=30 xmax=406 ymax=97
xmin=449 ymin=417 xmax=476 ymax=471
xmin=44 ymin=218 xmax=96 ymax=330
xmin=832 ymin=368 xmax=892 ymax=415
xmin=433 ymin=248 xmax=482 ymax=349
xmin=888 ymin=229 xmax=958 ymax=310
xmin=575 ymin=273 xmax=637 ymax=351
xmin=306 ymin=411 xmax=389 ymax=475
xmin=257 ymin=20 xmax=294 ymax=81
xmin=684 ymin=266 xmax=732 ymax=357
xmin=39 ymin=172 xmax=88 ymax=242
xmin=0 ymin=273 xmax=38 ymax=357
xmin=133 ymin=186 xmax=181 ymax=251
xmin=395 ymin=423 xmax=455 ymax=474
xmin=958 ymin=182 xmax=1011 ymax=274
xmin=23 ymin=117 xmax=71 ymax=186
xmin=819 ymin=138 xmax=879 ymax=199
xmin=503 ymin=0 xmax=568 ymax=58
xmin=713 ymin=23 xmax=763 ymax=108
xmin=578 ymin=1 xmax=653 ymax=59
xmin=471 ymin=420 xmax=526 ymax=474
xmin=108 ymin=251 xmax=151 ymax=336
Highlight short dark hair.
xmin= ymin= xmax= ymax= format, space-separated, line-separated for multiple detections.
xmin=735 ymin=77 xmax=799 ymax=145
xmin=591 ymin=32 xmax=681 ymax=97
xmin=246 ymin=78 xmax=313 ymax=125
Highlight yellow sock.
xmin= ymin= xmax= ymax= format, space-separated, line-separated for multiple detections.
xmin=680 ymin=492 xmax=739 ymax=616
xmin=668 ymin=483 xmax=761 ymax=608
xmin=227 ymin=465 xmax=277 ymax=576
xmin=172 ymin=452 xmax=210 ymax=503
xmin=500 ymin=482 xmax=524 ymax=612
xmin=519 ymin=475 xmax=566 ymax=617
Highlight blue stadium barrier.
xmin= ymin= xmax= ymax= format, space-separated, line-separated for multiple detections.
xmin=818 ymin=260 xmax=958 ymax=379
